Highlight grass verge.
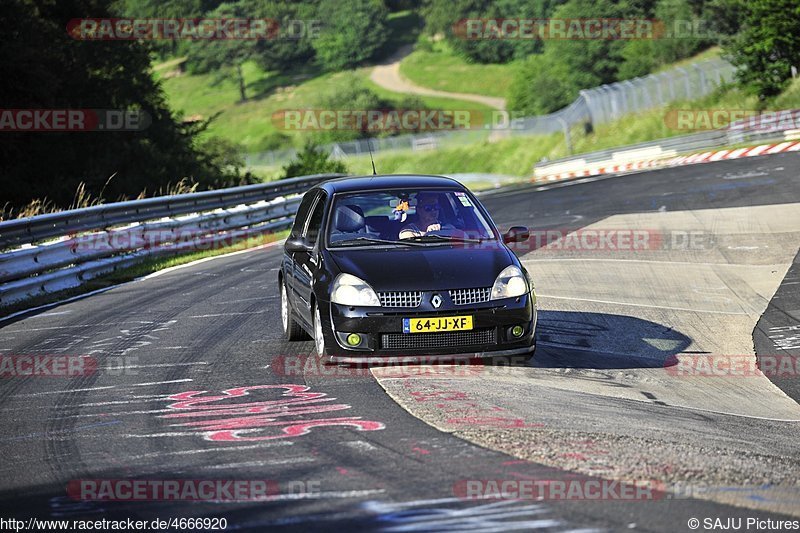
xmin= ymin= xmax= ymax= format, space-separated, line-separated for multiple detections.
xmin=398 ymin=39 xmax=518 ymax=98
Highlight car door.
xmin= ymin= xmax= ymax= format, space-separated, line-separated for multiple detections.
xmin=284 ymin=190 xmax=318 ymax=314
xmin=293 ymin=191 xmax=328 ymax=325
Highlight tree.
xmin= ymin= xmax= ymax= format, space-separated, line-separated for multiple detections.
xmin=312 ymin=0 xmax=389 ymax=71
xmin=0 ymin=0 xmax=247 ymax=211
xmin=423 ymin=0 xmax=566 ymax=64
xmin=618 ymin=0 xmax=712 ymax=79
xmin=184 ymin=2 xmax=258 ymax=101
xmin=282 ymin=141 xmax=348 ymax=179
xmin=242 ymin=0 xmax=318 ymax=73
xmin=724 ymin=0 xmax=800 ymax=100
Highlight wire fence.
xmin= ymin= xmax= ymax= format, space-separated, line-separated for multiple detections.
xmin=245 ymin=57 xmax=736 ymax=168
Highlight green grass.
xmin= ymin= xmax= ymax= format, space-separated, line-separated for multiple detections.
xmin=0 ymin=231 xmax=289 ymax=318
xmin=398 ymin=39 xmax=518 ymax=98
xmin=653 ymin=46 xmax=722 ymax=72
xmin=773 ymin=76 xmax=800 ymax=108
xmin=157 ymin=57 xmax=494 ymax=154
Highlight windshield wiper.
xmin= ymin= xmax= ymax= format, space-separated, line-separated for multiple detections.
xmin=405 ymin=234 xmax=486 ymax=244
xmin=332 ymin=236 xmax=424 ymax=247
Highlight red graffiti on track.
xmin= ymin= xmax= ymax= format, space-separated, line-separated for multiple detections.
xmin=160 ymin=384 xmax=385 ymax=442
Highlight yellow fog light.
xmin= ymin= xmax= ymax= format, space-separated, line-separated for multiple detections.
xmin=511 ymin=325 xmax=524 ymax=338
xmin=346 ymin=333 xmax=362 ymax=346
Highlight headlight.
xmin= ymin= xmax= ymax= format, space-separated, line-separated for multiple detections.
xmin=490 ymin=265 xmax=528 ymax=300
xmin=331 ymin=273 xmax=381 ymax=306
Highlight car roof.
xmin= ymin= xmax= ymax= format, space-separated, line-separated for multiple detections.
xmin=315 ymin=174 xmax=467 ymax=195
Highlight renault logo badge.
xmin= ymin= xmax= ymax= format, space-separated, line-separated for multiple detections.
xmin=431 ymin=294 xmax=442 ymax=308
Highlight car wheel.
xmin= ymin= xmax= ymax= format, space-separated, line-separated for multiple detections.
xmin=313 ymin=303 xmax=327 ymax=357
xmin=281 ymin=282 xmax=307 ymax=341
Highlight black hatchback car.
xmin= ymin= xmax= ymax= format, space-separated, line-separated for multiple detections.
xmin=279 ymin=175 xmax=536 ymax=362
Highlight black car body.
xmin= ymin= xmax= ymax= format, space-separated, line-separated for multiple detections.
xmin=279 ymin=175 xmax=536 ymax=363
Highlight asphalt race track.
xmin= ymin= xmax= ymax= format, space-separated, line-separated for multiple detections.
xmin=1 ymin=152 xmax=799 ymax=532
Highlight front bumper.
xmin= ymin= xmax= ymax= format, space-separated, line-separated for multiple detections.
xmin=325 ymin=293 xmax=536 ymax=362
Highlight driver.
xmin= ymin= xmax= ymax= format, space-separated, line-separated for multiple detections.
xmin=399 ymin=192 xmax=452 ymax=239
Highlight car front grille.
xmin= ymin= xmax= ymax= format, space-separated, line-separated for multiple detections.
xmin=378 ymin=291 xmax=423 ymax=308
xmin=449 ymin=287 xmax=491 ymax=305
xmin=381 ymin=329 xmax=496 ymax=350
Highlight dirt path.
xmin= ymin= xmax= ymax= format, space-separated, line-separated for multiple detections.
xmin=370 ymin=45 xmax=507 ymax=110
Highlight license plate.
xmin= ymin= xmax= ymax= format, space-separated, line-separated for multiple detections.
xmin=403 ymin=316 xmax=473 ymax=334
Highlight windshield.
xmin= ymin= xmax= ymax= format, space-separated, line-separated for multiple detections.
xmin=327 ymin=189 xmax=497 ymax=247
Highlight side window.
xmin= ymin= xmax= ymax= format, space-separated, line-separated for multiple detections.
xmin=290 ymin=191 xmax=317 ymax=240
xmin=303 ymin=192 xmax=328 ymax=246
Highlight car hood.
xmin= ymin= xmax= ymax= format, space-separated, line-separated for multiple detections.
xmin=327 ymin=245 xmax=515 ymax=291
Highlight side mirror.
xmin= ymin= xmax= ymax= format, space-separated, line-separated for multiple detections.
xmin=503 ymin=226 xmax=530 ymax=244
xmin=285 ymin=238 xmax=312 ymax=253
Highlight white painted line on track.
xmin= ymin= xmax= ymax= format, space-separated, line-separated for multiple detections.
xmin=537 ymin=294 xmax=749 ymax=315
xmin=257 ymin=489 xmax=387 ymax=502
xmin=201 ymin=457 xmax=317 ymax=469
xmin=36 ymin=311 xmax=74 ymax=317
xmin=187 ymin=311 xmax=267 ymax=318
xmin=104 ymin=362 xmax=209 ymax=370
xmin=122 ymin=432 xmax=210 ymax=438
xmin=132 ymin=378 xmax=193 ymax=387
xmin=12 ymin=386 xmax=117 ymax=397
xmin=3 ymin=321 xmax=156 ymax=332
xmin=342 ymin=440 xmax=378 ymax=452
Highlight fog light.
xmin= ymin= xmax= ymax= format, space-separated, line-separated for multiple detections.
xmin=511 ymin=325 xmax=524 ymax=338
xmin=346 ymin=333 xmax=362 ymax=346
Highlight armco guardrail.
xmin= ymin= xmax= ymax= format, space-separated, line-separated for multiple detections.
xmin=533 ymin=121 xmax=798 ymax=181
xmin=0 ymin=173 xmax=345 ymax=308
xmin=0 ymin=173 xmax=342 ymax=250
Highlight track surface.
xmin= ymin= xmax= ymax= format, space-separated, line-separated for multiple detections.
xmin=1 ymin=154 xmax=799 ymax=531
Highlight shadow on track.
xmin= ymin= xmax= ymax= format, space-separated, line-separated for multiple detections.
xmin=533 ymin=310 xmax=693 ymax=370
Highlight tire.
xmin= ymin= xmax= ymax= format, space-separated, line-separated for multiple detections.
xmin=281 ymin=282 xmax=308 ymax=341
xmin=313 ymin=303 xmax=328 ymax=357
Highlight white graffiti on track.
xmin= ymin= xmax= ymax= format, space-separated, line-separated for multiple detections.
xmin=363 ymin=497 xmax=580 ymax=532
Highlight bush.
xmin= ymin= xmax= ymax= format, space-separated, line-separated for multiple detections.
xmin=507 ymin=52 xmax=597 ymax=115
xmin=282 ymin=141 xmax=349 ymax=179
